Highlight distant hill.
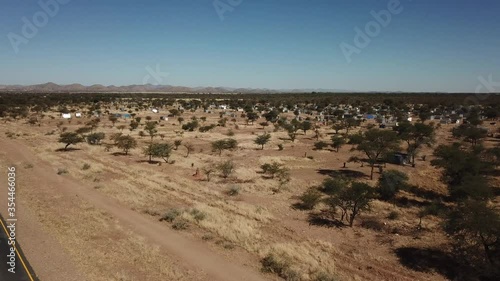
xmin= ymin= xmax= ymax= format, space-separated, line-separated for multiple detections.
xmin=0 ymin=82 xmax=349 ymax=93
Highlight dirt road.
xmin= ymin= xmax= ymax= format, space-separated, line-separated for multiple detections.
xmin=0 ymin=214 xmax=37 ymax=281
xmin=0 ymin=137 xmax=269 ymax=281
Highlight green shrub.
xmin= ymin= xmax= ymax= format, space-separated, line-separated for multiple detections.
xmin=387 ymin=211 xmax=399 ymax=220
xmin=217 ymin=160 xmax=235 ymax=178
xmin=377 ymin=170 xmax=409 ymax=201
xmin=57 ymin=168 xmax=68 ymax=175
xmin=202 ymin=234 xmax=214 ymax=241
xmin=226 ymin=185 xmax=241 ymax=196
xmin=172 ymin=217 xmax=189 ymax=230
xmin=314 ymin=141 xmax=329 ymax=150
xmin=298 ymin=188 xmax=323 ymax=210
xmin=199 ymin=124 xmax=217 ymax=132
xmin=278 ymin=144 xmax=284 ymax=151
xmin=159 ymin=208 xmax=182 ymax=222
xmin=321 ymin=178 xmax=348 ymax=195
xmin=190 ymin=209 xmax=207 ymax=222
xmin=82 ymin=163 xmax=91 ymax=170
xmin=5 ymin=131 xmax=16 ymax=139
xmin=361 ymin=218 xmax=385 ymax=231
xmin=86 ymin=132 xmax=106 ymax=145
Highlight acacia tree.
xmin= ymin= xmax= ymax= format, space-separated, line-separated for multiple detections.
xmin=155 ymin=143 xmax=174 ymax=163
xmin=117 ymin=125 xmax=126 ymax=132
xmin=377 ymin=170 xmax=409 ymax=202
xmin=283 ymin=123 xmax=300 ymax=142
xmin=331 ymin=135 xmax=346 ymax=152
xmin=255 ymin=133 xmax=271 ymax=150
xmin=445 ymin=200 xmax=500 ymax=267
xmin=342 ymin=117 xmax=360 ymax=135
xmin=211 ymin=138 xmax=237 ymax=156
xmin=109 ymin=115 xmax=118 ymax=127
xmin=58 ymin=132 xmax=84 ymax=150
xmin=397 ymin=122 xmax=435 ymax=166
xmin=431 ymin=143 xmax=489 ymax=186
xmin=332 ymin=122 xmax=345 ymax=134
xmin=351 ymin=129 xmax=400 ymax=180
xmin=116 ymin=135 xmax=137 ymax=155
xmin=326 ymin=182 xmax=375 ymax=227
xmin=301 ymin=120 xmax=312 ymax=135
xmin=263 ymin=109 xmax=279 ymax=123
xmin=86 ymin=132 xmax=106 ymax=145
xmin=246 ymin=111 xmax=259 ymax=125
xmin=260 ymin=162 xmax=285 ymax=179
xmin=217 ymin=160 xmax=235 ymax=179
xmin=143 ymin=143 xmax=173 ymax=163
xmin=129 ymin=120 xmax=139 ymax=131
xmin=144 ymin=121 xmax=158 ymax=141
xmin=452 ymin=124 xmax=488 ymax=146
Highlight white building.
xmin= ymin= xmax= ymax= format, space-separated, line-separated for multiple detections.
xmin=62 ymin=113 xmax=72 ymax=119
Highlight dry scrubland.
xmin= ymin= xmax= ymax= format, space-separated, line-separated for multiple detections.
xmin=1 ymin=104 xmax=499 ymax=281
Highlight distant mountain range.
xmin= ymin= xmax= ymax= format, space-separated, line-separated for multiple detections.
xmin=0 ymin=82 xmax=348 ymax=94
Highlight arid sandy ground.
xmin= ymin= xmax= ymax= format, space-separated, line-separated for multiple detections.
xmin=0 ymin=108 xmax=498 ymax=281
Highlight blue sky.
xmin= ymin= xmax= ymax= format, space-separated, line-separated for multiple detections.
xmin=1 ymin=0 xmax=499 ymax=92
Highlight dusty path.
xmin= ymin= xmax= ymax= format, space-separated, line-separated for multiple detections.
xmin=0 ymin=137 xmax=269 ymax=281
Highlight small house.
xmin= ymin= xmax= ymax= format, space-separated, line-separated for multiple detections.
xmin=75 ymin=113 xmax=82 ymax=118
xmin=62 ymin=113 xmax=72 ymax=119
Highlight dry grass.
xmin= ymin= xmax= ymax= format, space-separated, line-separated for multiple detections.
xmin=0 ymin=111 xmax=477 ymax=281
xmin=262 ymin=240 xmax=339 ymax=281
